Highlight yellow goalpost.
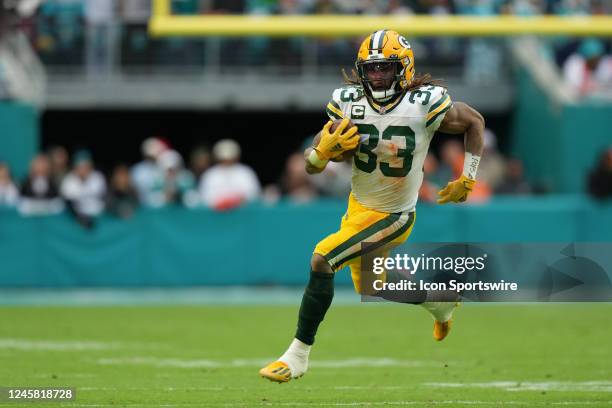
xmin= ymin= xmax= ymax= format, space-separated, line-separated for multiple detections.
xmin=149 ymin=0 xmax=612 ymax=37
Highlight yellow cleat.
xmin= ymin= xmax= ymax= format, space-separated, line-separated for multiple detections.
xmin=433 ymin=319 xmax=452 ymax=341
xmin=259 ymin=361 xmax=292 ymax=383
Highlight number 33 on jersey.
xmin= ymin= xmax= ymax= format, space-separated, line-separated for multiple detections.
xmin=325 ymin=84 xmax=452 ymax=213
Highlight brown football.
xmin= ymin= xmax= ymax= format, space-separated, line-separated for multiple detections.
xmin=329 ymin=119 xmax=359 ymax=162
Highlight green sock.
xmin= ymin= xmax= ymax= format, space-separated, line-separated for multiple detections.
xmin=295 ymin=271 xmax=334 ymax=345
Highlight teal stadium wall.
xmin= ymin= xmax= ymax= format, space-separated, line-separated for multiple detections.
xmin=0 ymin=102 xmax=39 ymax=180
xmin=512 ymin=69 xmax=612 ymax=193
xmin=1 ymin=197 xmax=611 ymax=287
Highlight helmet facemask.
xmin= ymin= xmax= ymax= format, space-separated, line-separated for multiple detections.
xmin=356 ymin=59 xmax=406 ymax=103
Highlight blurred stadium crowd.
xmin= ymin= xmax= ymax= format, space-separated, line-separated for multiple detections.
xmin=0 ymin=0 xmax=608 ymax=98
xmin=1 ymin=135 xmax=611 ymax=228
xmin=1 ymin=0 xmax=611 ymax=228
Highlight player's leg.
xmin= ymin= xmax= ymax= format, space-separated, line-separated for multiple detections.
xmin=384 ymin=220 xmax=460 ymax=341
xmin=269 ymin=254 xmax=333 ymax=379
xmin=423 ymin=301 xmax=460 ymax=341
xmin=259 ymin=194 xmax=394 ymax=382
xmin=258 ymin=253 xmax=332 ymax=383
xmin=346 ymin=214 xmax=460 ymax=341
xmin=347 ymin=212 xmax=416 ymax=297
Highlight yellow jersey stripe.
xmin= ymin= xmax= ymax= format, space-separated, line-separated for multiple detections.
xmin=326 ymin=102 xmax=344 ymax=119
xmin=428 ymin=93 xmax=449 ymax=113
xmin=426 ymin=103 xmax=452 ymax=127
xmin=426 ymin=96 xmax=451 ymax=121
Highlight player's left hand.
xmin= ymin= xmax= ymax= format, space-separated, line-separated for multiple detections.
xmin=437 ymin=175 xmax=475 ymax=204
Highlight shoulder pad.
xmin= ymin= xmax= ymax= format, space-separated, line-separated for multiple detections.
xmin=326 ymin=86 xmax=363 ymax=119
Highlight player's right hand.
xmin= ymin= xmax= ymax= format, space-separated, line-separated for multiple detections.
xmin=314 ymin=119 xmax=359 ymax=160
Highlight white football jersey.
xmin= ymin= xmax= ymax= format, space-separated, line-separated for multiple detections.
xmin=325 ymin=84 xmax=452 ymax=213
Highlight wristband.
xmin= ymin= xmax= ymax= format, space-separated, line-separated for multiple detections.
xmin=463 ymin=152 xmax=481 ymax=180
xmin=308 ymin=149 xmax=329 ymax=168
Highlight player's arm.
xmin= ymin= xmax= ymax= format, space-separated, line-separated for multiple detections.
xmin=304 ymin=119 xmax=359 ymax=175
xmin=304 ymin=132 xmax=325 ymax=174
xmin=436 ymin=102 xmax=485 ymax=204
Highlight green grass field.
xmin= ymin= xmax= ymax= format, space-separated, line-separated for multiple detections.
xmin=1 ymin=304 xmax=611 ymax=407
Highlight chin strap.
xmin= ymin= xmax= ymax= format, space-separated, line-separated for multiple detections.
xmin=368 ymin=81 xmax=397 ymax=103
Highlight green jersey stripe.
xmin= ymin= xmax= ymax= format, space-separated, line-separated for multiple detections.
xmin=426 ymin=104 xmax=452 ymax=127
xmin=326 ymin=107 xmax=342 ymax=120
xmin=428 ymin=94 xmax=450 ymax=114
xmin=333 ymin=212 xmax=415 ymax=268
xmin=324 ymin=212 xmax=401 ymax=264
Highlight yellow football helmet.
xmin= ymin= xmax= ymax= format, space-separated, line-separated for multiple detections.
xmin=356 ymin=29 xmax=415 ymax=102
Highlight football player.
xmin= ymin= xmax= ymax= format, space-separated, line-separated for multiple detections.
xmin=260 ymin=30 xmax=485 ymax=383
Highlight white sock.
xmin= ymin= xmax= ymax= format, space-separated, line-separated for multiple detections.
xmin=420 ymin=301 xmax=456 ymax=322
xmin=278 ymin=338 xmax=311 ymax=377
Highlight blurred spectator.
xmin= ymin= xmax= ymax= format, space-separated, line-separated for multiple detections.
xmin=387 ymin=0 xmax=415 ymax=14
xmin=281 ymin=152 xmax=318 ymax=202
xmin=434 ymin=139 xmax=463 ymax=186
xmin=563 ymin=38 xmax=612 ymax=96
xmin=47 ymin=145 xmax=69 ymax=186
xmin=587 ymin=148 xmax=612 ymax=200
xmin=590 ymin=0 xmax=612 ymax=14
xmin=502 ymin=0 xmax=545 ymax=15
xmin=555 ymin=0 xmax=591 ymax=15
xmin=464 ymin=37 xmax=503 ymax=84
xmin=199 ymin=139 xmax=261 ymax=210
xmin=418 ymin=153 xmax=440 ymax=203
xmin=455 ymin=0 xmax=499 ymax=14
xmin=477 ymin=129 xmax=506 ymax=191
xmin=300 ymin=135 xmax=351 ymax=198
xmin=60 ymin=150 xmax=106 ymax=228
xmin=310 ymin=0 xmax=352 ymax=67
xmin=0 ymin=1 xmax=10 ymax=98
xmin=131 ymin=137 xmax=167 ymax=205
xmin=189 ymin=146 xmax=211 ymax=180
xmin=119 ymin=0 xmax=152 ymax=68
xmin=0 ymin=161 xmax=18 ymax=207
xmin=455 ymin=0 xmax=503 ymax=84
xmin=312 ymin=0 xmax=343 ymax=14
xmin=84 ymin=0 xmax=117 ymax=77
xmin=35 ymin=0 xmax=85 ymax=66
xmin=210 ymin=0 xmax=245 ymax=13
xmin=277 ymin=0 xmax=309 ymax=14
xmin=149 ymin=149 xmax=196 ymax=207
xmin=434 ymin=139 xmax=492 ymax=202
xmin=496 ymin=158 xmax=532 ymax=195
xmin=311 ymin=160 xmax=352 ymax=198
xmin=156 ymin=0 xmax=205 ymax=67
xmin=19 ymin=153 xmax=63 ymax=215
xmin=106 ymin=164 xmax=139 ymax=218
xmin=0 ymin=2 xmax=9 ymax=38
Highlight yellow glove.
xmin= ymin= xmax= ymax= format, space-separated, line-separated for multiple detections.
xmin=314 ymin=119 xmax=359 ymax=160
xmin=437 ymin=175 xmax=475 ymax=204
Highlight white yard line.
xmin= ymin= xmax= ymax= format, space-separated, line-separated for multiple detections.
xmin=0 ymin=338 xmax=121 ymax=351
xmin=32 ymin=373 xmax=96 ymax=378
xmin=0 ymin=338 xmax=165 ymax=352
xmin=95 ymin=356 xmax=443 ymax=369
xmin=425 ymin=381 xmax=612 ymax=393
